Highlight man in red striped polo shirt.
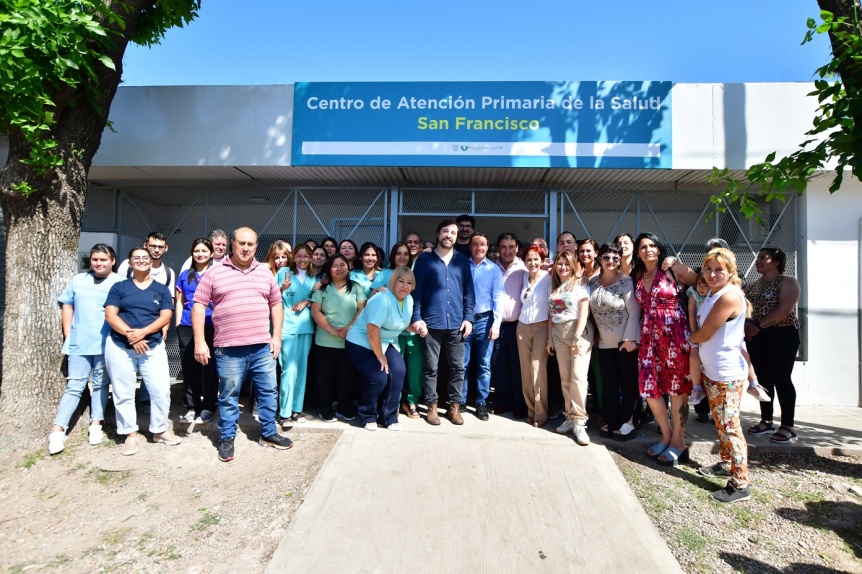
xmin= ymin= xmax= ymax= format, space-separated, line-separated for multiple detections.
xmin=192 ymin=227 xmax=294 ymax=462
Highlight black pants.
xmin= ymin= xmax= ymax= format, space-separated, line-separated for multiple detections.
xmin=598 ymin=347 xmax=640 ymax=431
xmin=748 ymin=326 xmax=799 ymax=427
xmin=421 ymin=328 xmax=465 ymax=405
xmin=316 ymin=345 xmax=359 ymax=419
xmin=491 ymin=321 xmax=526 ymax=412
xmin=176 ymin=324 xmax=217 ymax=414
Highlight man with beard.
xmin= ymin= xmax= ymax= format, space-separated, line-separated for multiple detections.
xmin=411 ymin=219 xmax=475 ymax=426
xmin=453 ymin=214 xmax=475 ymax=257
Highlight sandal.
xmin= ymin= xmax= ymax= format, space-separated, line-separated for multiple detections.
xmin=613 ymin=422 xmax=637 ymax=441
xmin=770 ymin=426 xmax=798 ymax=443
xmin=647 ymin=441 xmax=669 ymax=459
xmin=656 ymin=446 xmax=690 ymax=467
xmin=402 ymin=404 xmax=420 ymax=419
xmin=599 ymin=425 xmax=613 ymax=439
xmin=121 ymin=435 xmax=138 ymax=456
xmin=747 ymin=420 xmax=774 ymax=435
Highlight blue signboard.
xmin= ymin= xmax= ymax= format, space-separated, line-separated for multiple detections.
xmin=292 ymin=81 xmax=672 ymax=169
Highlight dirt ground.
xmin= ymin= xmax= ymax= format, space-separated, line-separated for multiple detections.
xmin=609 ymin=445 xmax=862 ymax=574
xmin=0 ymin=426 xmax=339 ymax=574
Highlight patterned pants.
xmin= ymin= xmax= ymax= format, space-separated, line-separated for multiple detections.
xmin=703 ymin=375 xmax=749 ymax=489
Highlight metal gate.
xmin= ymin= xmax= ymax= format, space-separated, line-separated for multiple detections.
xmin=108 ymin=187 xmax=389 ymax=374
xmin=558 ymin=190 xmax=798 ymax=283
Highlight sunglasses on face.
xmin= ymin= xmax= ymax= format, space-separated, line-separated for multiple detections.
xmin=601 ymin=255 xmax=621 ymax=262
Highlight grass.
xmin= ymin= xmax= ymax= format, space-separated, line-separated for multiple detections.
xmin=190 ymin=511 xmax=221 ymax=532
xmin=47 ymin=554 xmax=71 ymax=568
xmin=88 ymin=468 xmax=129 ymax=485
xmin=103 ymin=527 xmax=132 ymax=546
xmin=38 ymin=491 xmax=59 ymax=501
xmin=137 ymin=491 xmax=149 ymax=501
xmin=674 ymin=527 xmax=709 ymax=554
xmin=161 ymin=546 xmax=181 ymax=560
xmin=731 ymin=504 xmax=761 ymax=529
xmin=19 ymin=449 xmax=47 ymax=469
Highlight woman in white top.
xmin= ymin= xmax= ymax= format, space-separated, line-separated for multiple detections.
xmin=589 ymin=243 xmax=641 ymax=441
xmin=547 ymin=251 xmax=593 ymax=445
xmin=516 ymin=246 xmax=553 ymax=427
xmin=690 ymin=248 xmax=752 ymax=504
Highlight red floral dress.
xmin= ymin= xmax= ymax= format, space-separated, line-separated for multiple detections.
xmin=635 ymin=270 xmax=692 ymax=398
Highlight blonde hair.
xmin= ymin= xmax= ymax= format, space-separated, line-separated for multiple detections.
xmin=388 ymin=265 xmax=416 ymax=293
xmin=701 ymin=248 xmax=751 ymax=318
xmin=551 ymin=251 xmax=579 ymax=291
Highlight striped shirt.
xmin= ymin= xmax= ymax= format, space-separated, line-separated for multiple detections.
xmin=193 ymin=257 xmax=280 ymax=348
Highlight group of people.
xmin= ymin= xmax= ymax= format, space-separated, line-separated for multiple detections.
xmin=48 ymin=216 xmax=802 ymax=503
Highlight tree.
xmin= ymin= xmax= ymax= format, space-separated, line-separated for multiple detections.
xmin=709 ymin=0 xmax=862 ymax=219
xmin=0 ymin=0 xmax=199 ymax=450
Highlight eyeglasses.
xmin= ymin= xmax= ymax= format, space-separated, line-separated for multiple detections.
xmin=601 ymin=255 xmax=621 ymax=262
xmin=146 ymin=244 xmax=165 ymax=251
xmin=131 ymin=256 xmax=151 ymax=262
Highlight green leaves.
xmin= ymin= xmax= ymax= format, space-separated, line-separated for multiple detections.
xmin=711 ymin=5 xmax=862 ymax=219
xmin=0 ymin=0 xmax=198 ymax=188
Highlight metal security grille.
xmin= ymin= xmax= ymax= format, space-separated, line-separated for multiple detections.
xmin=561 ymin=189 xmax=803 ymax=358
xmin=559 ymin=190 xmax=798 ymax=283
xmin=402 ymin=188 xmax=547 ymax=216
xmin=114 ymin=187 xmax=388 ymax=375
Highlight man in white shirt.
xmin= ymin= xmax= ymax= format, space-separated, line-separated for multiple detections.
xmin=491 ymin=232 xmax=527 ymax=418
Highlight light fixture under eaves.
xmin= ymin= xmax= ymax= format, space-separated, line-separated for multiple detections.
xmin=249 ymin=196 xmax=269 ymax=203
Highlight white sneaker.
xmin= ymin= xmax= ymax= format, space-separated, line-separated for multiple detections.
xmin=88 ymin=424 xmax=103 ymax=446
xmin=747 ymin=383 xmax=771 ymax=402
xmin=387 ymin=423 xmax=401 ymax=431
xmin=48 ymin=431 xmax=66 ymax=455
xmin=179 ymin=409 xmax=196 ymax=423
xmin=556 ymin=419 xmax=575 ymax=434
xmin=573 ymin=425 xmax=590 ymax=446
xmin=688 ymin=386 xmax=706 ymax=405
xmin=364 ymin=422 xmax=378 ymax=431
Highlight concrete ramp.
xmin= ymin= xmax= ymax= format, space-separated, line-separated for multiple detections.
xmin=266 ymin=420 xmax=682 ymax=573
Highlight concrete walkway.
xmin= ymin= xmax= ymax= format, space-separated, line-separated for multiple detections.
xmin=154 ymin=387 xmax=860 ymax=573
xmin=264 ymin=409 xmax=683 ymax=573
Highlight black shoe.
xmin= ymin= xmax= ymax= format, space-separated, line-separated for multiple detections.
xmin=711 ymin=482 xmax=751 ymax=503
xmin=218 ymin=438 xmax=235 ymax=462
xmin=475 ymin=403 xmax=490 ymax=421
xmin=259 ymin=433 xmax=294 ymax=450
xmin=696 ymin=412 xmax=710 ymax=424
xmin=699 ymin=461 xmax=731 ymax=477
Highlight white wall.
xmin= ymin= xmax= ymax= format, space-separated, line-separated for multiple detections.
xmin=94 ymin=85 xmax=294 ymax=166
xmin=796 ymin=178 xmax=862 ymax=406
xmin=672 ymin=83 xmax=822 ymax=170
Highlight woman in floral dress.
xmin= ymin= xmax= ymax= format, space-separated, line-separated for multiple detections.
xmin=632 ymin=232 xmax=696 ymax=466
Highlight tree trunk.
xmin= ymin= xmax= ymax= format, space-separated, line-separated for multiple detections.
xmin=0 ymin=159 xmax=85 ymax=450
xmin=0 ymin=1 xmax=149 ymax=451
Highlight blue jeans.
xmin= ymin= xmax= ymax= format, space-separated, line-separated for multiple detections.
xmin=462 ymin=312 xmax=494 ymax=405
xmin=346 ymin=341 xmax=405 ymax=426
xmin=53 ymin=354 xmax=110 ymax=429
xmin=214 ymin=343 xmax=278 ymax=440
xmin=105 ymin=338 xmax=171 ymax=435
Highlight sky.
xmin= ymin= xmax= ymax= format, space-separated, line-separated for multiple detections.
xmin=121 ymin=0 xmax=833 ymax=86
